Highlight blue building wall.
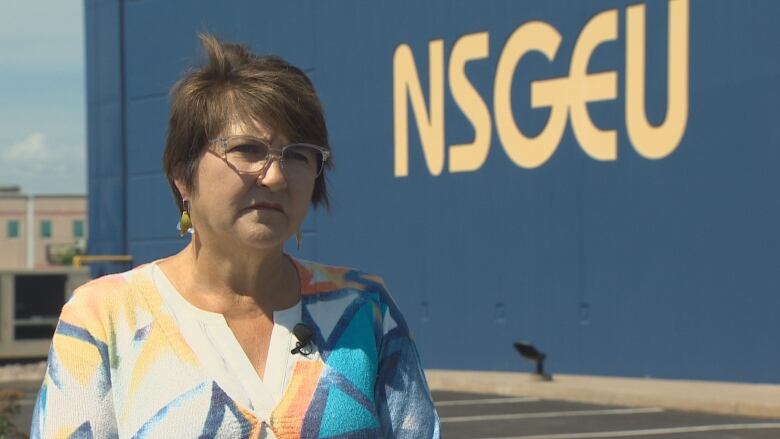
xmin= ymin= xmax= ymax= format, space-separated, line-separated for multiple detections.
xmin=85 ymin=0 xmax=780 ymax=383
xmin=85 ymin=0 xmax=126 ymax=276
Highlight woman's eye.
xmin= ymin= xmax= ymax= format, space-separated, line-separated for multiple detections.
xmin=285 ymin=150 xmax=310 ymax=163
xmin=231 ymin=144 xmax=266 ymax=156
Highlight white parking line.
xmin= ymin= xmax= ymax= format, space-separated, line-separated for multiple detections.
xmin=441 ymin=407 xmax=663 ymax=423
xmin=436 ymin=397 xmax=541 ymax=407
xmin=476 ymin=422 xmax=780 ymax=439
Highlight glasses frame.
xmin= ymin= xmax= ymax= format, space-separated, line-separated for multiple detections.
xmin=209 ymin=135 xmax=331 ymax=178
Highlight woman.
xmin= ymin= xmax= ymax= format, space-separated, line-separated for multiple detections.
xmin=32 ymin=34 xmax=440 ymax=439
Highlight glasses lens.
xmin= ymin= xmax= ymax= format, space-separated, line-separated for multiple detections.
xmin=283 ymin=144 xmax=325 ymax=177
xmin=225 ymin=138 xmax=269 ymax=173
xmin=222 ymin=137 xmax=325 ymax=177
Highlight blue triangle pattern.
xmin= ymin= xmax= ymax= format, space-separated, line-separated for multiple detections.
xmin=325 ymin=303 xmax=378 ymax=398
xmin=68 ymin=421 xmax=94 ymax=439
xmin=319 ymin=385 xmax=379 ymax=438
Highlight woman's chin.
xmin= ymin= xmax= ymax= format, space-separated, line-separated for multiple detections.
xmin=234 ymin=224 xmax=288 ymax=249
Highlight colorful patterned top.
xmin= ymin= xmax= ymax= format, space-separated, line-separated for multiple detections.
xmin=31 ymin=258 xmax=440 ymax=438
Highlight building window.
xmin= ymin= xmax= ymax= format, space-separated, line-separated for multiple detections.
xmin=7 ymin=220 xmax=20 ymax=238
xmin=73 ymin=220 xmax=84 ymax=238
xmin=40 ymin=220 xmax=52 ymax=238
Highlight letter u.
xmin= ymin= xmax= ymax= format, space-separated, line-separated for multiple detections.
xmin=625 ymin=0 xmax=689 ymax=159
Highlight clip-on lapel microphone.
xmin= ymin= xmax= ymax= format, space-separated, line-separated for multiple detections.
xmin=291 ymin=323 xmax=314 ymax=355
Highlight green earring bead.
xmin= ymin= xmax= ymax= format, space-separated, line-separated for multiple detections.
xmin=178 ymin=211 xmax=192 ymax=237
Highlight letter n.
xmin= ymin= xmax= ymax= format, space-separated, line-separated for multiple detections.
xmin=393 ymin=41 xmax=445 ymax=177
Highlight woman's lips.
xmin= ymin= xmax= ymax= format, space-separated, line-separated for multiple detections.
xmin=248 ymin=202 xmax=284 ymax=213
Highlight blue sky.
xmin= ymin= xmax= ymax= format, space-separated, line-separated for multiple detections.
xmin=0 ymin=0 xmax=85 ymax=195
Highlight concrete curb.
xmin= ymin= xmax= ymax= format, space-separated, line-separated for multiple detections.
xmin=425 ymin=369 xmax=780 ymax=419
xmin=0 ymin=362 xmax=45 ymax=383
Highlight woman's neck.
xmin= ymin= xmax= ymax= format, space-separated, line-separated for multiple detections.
xmin=163 ymin=239 xmax=300 ymax=318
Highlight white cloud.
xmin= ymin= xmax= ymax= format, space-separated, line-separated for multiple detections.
xmin=2 ymin=132 xmax=49 ymax=161
xmin=0 ymin=132 xmax=86 ymax=194
xmin=1 ymin=132 xmax=83 ymax=163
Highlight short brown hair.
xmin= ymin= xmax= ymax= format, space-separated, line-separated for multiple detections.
xmin=163 ymin=33 xmax=332 ymax=213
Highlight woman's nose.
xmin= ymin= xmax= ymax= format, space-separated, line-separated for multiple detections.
xmin=256 ymin=157 xmax=288 ymax=190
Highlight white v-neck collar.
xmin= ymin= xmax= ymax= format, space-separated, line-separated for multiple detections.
xmin=150 ymin=263 xmax=302 ymax=420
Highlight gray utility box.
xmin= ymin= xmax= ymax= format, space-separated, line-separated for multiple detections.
xmin=0 ymin=268 xmax=89 ymax=360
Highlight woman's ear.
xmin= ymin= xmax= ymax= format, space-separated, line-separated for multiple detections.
xmin=174 ymin=179 xmax=190 ymax=201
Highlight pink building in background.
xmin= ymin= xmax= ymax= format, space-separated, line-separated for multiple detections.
xmin=0 ymin=186 xmax=87 ymax=269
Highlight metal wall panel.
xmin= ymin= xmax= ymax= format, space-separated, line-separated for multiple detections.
xmin=127 ymin=238 xmax=185 ymax=267
xmin=86 ymin=0 xmax=780 ymax=382
xmin=126 ymin=97 xmax=168 ymax=176
xmin=123 ymin=0 xmax=315 ymax=100
xmin=85 ymin=0 xmax=127 ymax=277
xmin=126 ymin=173 xmax=180 ymax=241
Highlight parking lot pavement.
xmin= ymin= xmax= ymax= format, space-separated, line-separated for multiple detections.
xmin=433 ymin=390 xmax=780 ymax=439
xmin=6 ymin=382 xmax=780 ymax=437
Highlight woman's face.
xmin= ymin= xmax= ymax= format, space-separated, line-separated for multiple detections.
xmin=180 ymin=119 xmax=315 ymax=252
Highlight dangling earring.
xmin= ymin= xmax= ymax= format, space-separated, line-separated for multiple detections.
xmin=295 ymin=229 xmax=303 ymax=249
xmin=177 ymin=200 xmax=193 ymax=237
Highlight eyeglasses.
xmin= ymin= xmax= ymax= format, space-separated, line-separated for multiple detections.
xmin=209 ymin=135 xmax=330 ymax=178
